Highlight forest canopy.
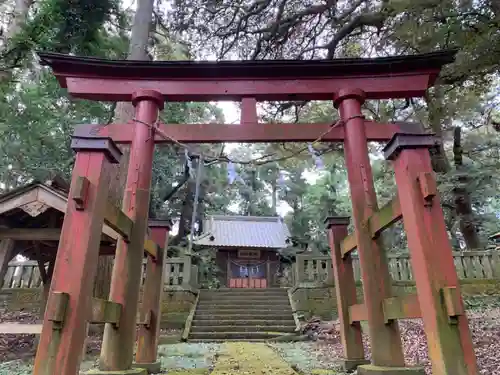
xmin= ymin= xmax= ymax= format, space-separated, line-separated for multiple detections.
xmin=0 ymin=0 xmax=499 ymax=254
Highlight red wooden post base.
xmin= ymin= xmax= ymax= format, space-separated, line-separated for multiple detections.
xmin=135 ymin=220 xmax=172 ymax=372
xmin=335 ymin=89 xmax=405 ymax=367
xmin=325 ymin=217 xmax=369 ymax=372
xmin=386 ymin=134 xmax=478 ymax=375
xmin=32 ymin=137 xmax=121 ymax=375
xmin=100 ymin=90 xmax=164 ymax=371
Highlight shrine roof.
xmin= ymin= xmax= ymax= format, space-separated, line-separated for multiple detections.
xmin=194 ymin=215 xmax=291 ymax=249
xmin=37 ymin=50 xmax=456 ymax=81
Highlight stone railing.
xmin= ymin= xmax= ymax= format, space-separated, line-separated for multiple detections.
xmin=3 ymin=256 xmax=198 ymax=290
xmin=295 ymin=250 xmax=500 ymax=285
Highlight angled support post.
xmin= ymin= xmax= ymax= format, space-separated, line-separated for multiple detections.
xmin=134 ymin=220 xmax=172 ymax=374
xmin=334 ymin=88 xmax=408 ymax=372
xmin=325 ymin=217 xmax=369 ymax=372
xmin=32 ymin=136 xmax=121 ymax=375
xmin=100 ymin=90 xmax=164 ymax=373
xmin=385 ymin=133 xmax=478 ymax=375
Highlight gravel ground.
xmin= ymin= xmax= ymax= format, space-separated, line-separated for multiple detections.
xmin=158 ymin=343 xmax=221 ymax=371
xmin=269 ymin=342 xmax=346 ymax=374
xmin=0 ymin=307 xmax=498 ymax=375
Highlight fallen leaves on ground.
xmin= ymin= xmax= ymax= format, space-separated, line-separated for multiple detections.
xmin=0 ymin=309 xmax=40 ymax=361
xmin=306 ymin=307 xmax=500 ymax=375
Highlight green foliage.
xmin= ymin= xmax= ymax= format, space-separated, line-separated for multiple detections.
xmin=0 ymin=73 xmax=112 ymax=188
xmin=2 ymin=0 xmax=126 ymax=70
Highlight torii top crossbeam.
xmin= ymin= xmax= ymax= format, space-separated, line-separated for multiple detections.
xmin=39 ymin=51 xmax=455 ymax=102
xmin=38 ymin=50 xmax=455 ymax=144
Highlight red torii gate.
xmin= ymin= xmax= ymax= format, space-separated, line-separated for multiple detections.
xmin=32 ymin=50 xmax=477 ymax=375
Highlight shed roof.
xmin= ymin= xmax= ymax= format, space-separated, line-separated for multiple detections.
xmin=194 ymin=215 xmax=291 ymax=249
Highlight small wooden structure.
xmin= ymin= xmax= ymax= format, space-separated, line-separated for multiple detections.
xmin=194 ymin=215 xmax=291 ymax=288
xmin=0 ymin=178 xmax=164 ymax=296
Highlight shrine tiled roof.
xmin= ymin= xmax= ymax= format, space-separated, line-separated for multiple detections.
xmin=193 ymin=215 xmax=291 ymax=249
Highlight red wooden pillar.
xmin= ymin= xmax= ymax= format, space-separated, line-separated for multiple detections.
xmin=325 ymin=217 xmax=369 ymax=372
xmin=135 ymin=220 xmax=172 ymax=373
xmin=100 ymin=90 xmax=164 ymax=372
xmin=334 ymin=88 xmax=405 ymax=368
xmin=32 ymin=136 xmax=121 ymax=375
xmin=385 ymin=133 xmax=478 ymax=375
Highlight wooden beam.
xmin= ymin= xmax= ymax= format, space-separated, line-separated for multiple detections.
xmin=90 ymin=298 xmax=122 ymax=326
xmin=0 ymin=228 xmax=155 ymax=258
xmin=0 ymin=323 xmax=43 ymax=334
xmin=341 ymin=196 xmax=403 ymax=257
xmin=74 ymin=121 xmax=425 ymax=144
xmin=382 ymin=294 xmax=421 ymax=323
xmin=0 ymin=228 xmax=61 ymax=241
xmin=367 ymin=196 xmax=402 ymax=238
xmin=65 ymin=74 xmax=433 ymax=102
xmin=351 ymin=295 xmax=422 ymax=324
xmin=104 ymin=202 xmax=133 ymax=241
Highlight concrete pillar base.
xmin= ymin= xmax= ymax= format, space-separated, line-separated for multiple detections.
xmin=83 ymin=369 xmax=147 ymax=375
xmin=339 ymin=359 xmax=370 ymax=372
xmin=358 ymin=365 xmax=425 ymax=375
xmin=132 ymin=361 xmax=162 ymax=374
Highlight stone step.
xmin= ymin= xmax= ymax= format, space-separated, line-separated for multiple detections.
xmin=198 ymin=298 xmax=290 ymax=306
xmin=194 ymin=312 xmax=293 ymax=320
xmin=192 ymin=319 xmax=295 ymax=327
xmin=199 ymin=295 xmax=289 ymax=301
xmin=196 ymin=304 xmax=291 ymax=311
xmin=187 ymin=338 xmax=269 ymax=343
xmin=195 ymin=308 xmax=291 ymax=315
xmin=200 ymin=292 xmax=288 ymax=300
xmin=198 ymin=300 xmax=290 ymax=306
xmin=202 ymin=288 xmax=287 ymax=293
xmin=188 ymin=331 xmax=292 ymax=340
xmin=190 ymin=325 xmax=296 ymax=333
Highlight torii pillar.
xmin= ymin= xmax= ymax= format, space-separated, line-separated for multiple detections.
xmin=384 ymin=134 xmax=477 ymax=375
xmin=334 ymin=88 xmax=406 ymax=371
xmin=99 ymin=90 xmax=163 ymax=373
xmin=134 ymin=220 xmax=172 ymax=374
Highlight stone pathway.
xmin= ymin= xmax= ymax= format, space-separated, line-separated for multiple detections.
xmin=0 ymin=342 xmax=343 ymax=375
xmin=211 ymin=342 xmax=298 ymax=375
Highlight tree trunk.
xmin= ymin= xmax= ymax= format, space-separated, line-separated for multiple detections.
xmin=6 ymin=0 xmax=33 ymax=39
xmin=424 ymin=89 xmax=451 ymax=173
xmin=0 ymin=0 xmax=34 ymax=82
xmin=172 ymin=170 xmax=196 ymax=247
xmin=452 ymin=127 xmax=482 ymax=250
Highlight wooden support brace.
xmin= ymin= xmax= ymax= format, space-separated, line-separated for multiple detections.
xmin=442 ymin=287 xmax=463 ymax=323
xmin=104 ymin=202 xmax=133 ymax=242
xmin=368 ymin=196 xmax=402 ymax=238
xmin=418 ymin=172 xmax=437 ymax=206
xmin=137 ymin=310 xmax=152 ymax=328
xmin=383 ymin=294 xmax=421 ymax=323
xmin=349 ymin=304 xmax=368 ymax=324
xmin=90 ymin=298 xmax=122 ymax=326
xmin=351 ymin=295 xmax=422 ymax=324
xmin=46 ymin=292 xmax=69 ymax=330
xmin=72 ymin=176 xmax=90 ymax=210
xmin=341 ymin=235 xmax=357 ymax=257
xmin=341 ymin=196 xmax=403 ymax=257
xmin=143 ymin=239 xmax=158 ymax=261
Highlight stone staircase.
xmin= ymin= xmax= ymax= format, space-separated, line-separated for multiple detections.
xmin=187 ymin=288 xmax=296 ymax=342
